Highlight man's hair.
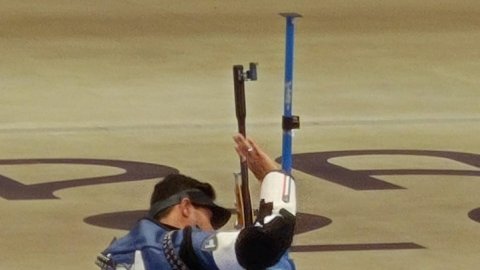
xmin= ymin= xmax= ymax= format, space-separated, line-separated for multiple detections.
xmin=150 ymin=173 xmax=216 ymax=218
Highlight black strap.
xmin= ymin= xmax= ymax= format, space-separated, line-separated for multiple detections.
xmin=179 ymin=226 xmax=204 ymax=270
xmin=149 ymin=189 xmax=198 ymax=218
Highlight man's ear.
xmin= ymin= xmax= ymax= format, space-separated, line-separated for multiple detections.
xmin=179 ymin=198 xmax=193 ymax=217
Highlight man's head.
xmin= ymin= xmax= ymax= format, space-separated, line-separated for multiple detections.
xmin=149 ymin=173 xmax=231 ymax=230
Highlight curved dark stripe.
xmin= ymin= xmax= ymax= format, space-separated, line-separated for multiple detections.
xmin=468 ymin=208 xmax=480 ymax=223
xmin=291 ymin=242 xmax=425 ymax=252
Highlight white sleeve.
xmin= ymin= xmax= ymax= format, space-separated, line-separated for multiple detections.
xmin=211 ymin=171 xmax=296 ymax=270
xmin=258 ymin=171 xmax=296 ymax=224
xmin=211 ymin=231 xmax=245 ymax=270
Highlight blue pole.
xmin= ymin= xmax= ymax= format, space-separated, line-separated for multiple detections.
xmin=280 ymin=13 xmax=302 ymax=174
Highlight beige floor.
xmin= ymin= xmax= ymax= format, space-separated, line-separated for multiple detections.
xmin=1 ymin=1 xmax=479 ymax=269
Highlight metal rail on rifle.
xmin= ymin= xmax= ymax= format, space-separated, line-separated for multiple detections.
xmin=232 ymin=63 xmax=257 ymax=228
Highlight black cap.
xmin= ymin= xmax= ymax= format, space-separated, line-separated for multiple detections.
xmin=149 ymin=189 xmax=231 ymax=229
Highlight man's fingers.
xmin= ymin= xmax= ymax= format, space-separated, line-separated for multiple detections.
xmin=246 ymin=138 xmax=259 ymax=153
xmin=234 ymin=145 xmax=247 ymax=162
xmin=234 ymin=134 xmax=254 ymax=155
xmin=234 ymin=133 xmax=279 ymax=179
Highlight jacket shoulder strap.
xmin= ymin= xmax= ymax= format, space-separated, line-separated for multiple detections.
xmin=162 ymin=231 xmax=190 ymax=270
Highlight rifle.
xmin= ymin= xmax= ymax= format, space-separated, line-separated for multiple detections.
xmin=232 ymin=63 xmax=257 ymax=228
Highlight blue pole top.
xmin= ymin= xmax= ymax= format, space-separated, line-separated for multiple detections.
xmin=279 ymin=13 xmax=303 ymax=18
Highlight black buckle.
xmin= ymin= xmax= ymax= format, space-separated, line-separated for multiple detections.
xmin=282 ymin=115 xmax=300 ymax=130
xmin=95 ymin=253 xmax=115 ymax=269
